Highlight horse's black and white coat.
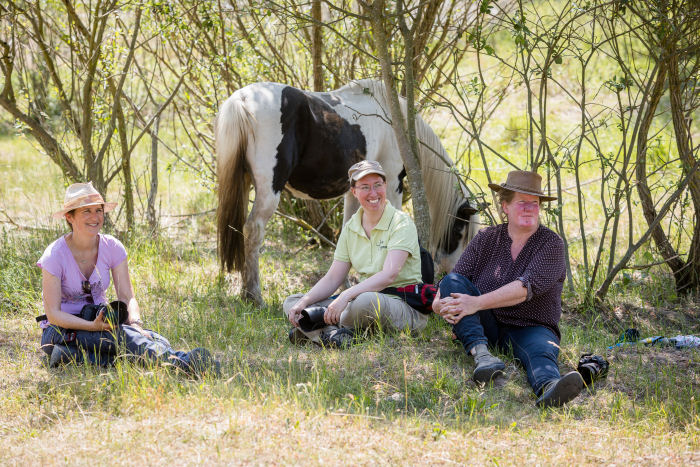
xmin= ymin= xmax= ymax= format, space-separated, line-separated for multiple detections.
xmin=216 ymin=80 xmax=478 ymax=304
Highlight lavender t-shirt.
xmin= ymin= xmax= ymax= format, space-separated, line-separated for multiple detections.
xmin=37 ymin=234 xmax=128 ymax=328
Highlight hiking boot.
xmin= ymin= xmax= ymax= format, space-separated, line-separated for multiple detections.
xmin=320 ymin=327 xmax=355 ymax=349
xmin=471 ymin=344 xmax=505 ymax=384
xmin=49 ymin=345 xmax=82 ymax=367
xmin=289 ymin=327 xmax=310 ymax=346
xmin=536 ymin=371 xmax=584 ymax=408
xmin=182 ymin=348 xmax=221 ymax=377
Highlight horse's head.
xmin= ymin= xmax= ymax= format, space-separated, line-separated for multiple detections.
xmin=435 ymin=201 xmax=479 ymax=274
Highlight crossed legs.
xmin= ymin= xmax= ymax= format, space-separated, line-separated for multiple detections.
xmin=283 ymin=291 xmax=427 ymax=338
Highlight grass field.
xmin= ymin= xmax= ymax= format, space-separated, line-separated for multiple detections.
xmin=1 ymin=134 xmax=699 ymax=465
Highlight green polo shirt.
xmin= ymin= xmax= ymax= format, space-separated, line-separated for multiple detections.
xmin=334 ymin=203 xmax=422 ymax=287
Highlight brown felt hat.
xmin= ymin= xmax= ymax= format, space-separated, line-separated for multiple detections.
xmin=488 ymin=170 xmax=557 ymax=201
xmin=52 ymin=182 xmax=117 ymax=219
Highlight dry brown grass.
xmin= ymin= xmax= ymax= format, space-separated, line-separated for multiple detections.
xmin=1 ymin=379 xmax=698 ymax=466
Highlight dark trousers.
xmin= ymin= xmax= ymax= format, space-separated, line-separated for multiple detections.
xmin=439 ymin=273 xmax=561 ymax=395
xmin=40 ymin=324 xmax=188 ymax=367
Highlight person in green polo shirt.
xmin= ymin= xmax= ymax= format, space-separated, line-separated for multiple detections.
xmin=283 ymin=160 xmax=428 ymax=347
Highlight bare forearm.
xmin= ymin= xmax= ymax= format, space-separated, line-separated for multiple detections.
xmin=438 ymin=280 xmax=528 ymax=325
xmin=302 ymin=275 xmax=344 ymax=306
xmin=342 ymin=270 xmax=395 ymax=301
xmin=126 ymin=297 xmax=140 ymax=323
xmin=340 ymin=249 xmax=405 ymax=301
xmin=475 ymin=280 xmax=527 ymax=311
xmin=46 ymin=308 xmax=97 ymax=331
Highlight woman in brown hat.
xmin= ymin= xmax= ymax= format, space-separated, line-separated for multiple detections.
xmin=432 ymin=171 xmax=584 ymax=408
xmin=37 ymin=182 xmax=218 ymax=375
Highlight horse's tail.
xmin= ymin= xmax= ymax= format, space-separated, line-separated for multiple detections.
xmin=414 ymin=114 xmax=468 ymax=254
xmin=216 ymin=93 xmax=254 ymax=273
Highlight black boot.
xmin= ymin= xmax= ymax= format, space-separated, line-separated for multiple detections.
xmin=289 ymin=327 xmax=310 ymax=346
xmin=49 ymin=345 xmax=82 ymax=367
xmin=536 ymin=371 xmax=584 ymax=408
xmin=320 ymin=327 xmax=355 ymax=349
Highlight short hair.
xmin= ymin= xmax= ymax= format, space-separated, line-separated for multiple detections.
xmin=497 ymin=188 xmax=516 ymax=205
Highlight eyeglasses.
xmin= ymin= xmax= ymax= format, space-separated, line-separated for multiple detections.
xmin=356 ymin=182 xmax=385 ymax=193
xmin=82 ymin=280 xmax=94 ymax=304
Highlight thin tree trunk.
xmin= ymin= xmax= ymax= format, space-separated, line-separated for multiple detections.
xmin=311 ymin=0 xmax=323 ymax=92
xmin=367 ymin=0 xmax=431 ymax=246
xmin=147 ymin=115 xmax=159 ymax=230
xmin=667 ymin=51 xmax=700 ymax=293
xmin=597 ymin=159 xmax=700 ymax=300
xmin=117 ymin=99 xmax=134 ymax=231
xmin=634 ymin=63 xmax=689 ymax=289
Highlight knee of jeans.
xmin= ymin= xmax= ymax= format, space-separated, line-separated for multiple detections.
xmin=439 ymin=273 xmax=479 ymax=296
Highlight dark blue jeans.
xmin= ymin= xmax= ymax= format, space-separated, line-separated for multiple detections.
xmin=41 ymin=324 xmax=189 ymax=367
xmin=439 ymin=273 xmax=561 ymax=395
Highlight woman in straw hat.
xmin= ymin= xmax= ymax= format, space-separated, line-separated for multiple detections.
xmin=432 ymin=171 xmax=584 ymax=408
xmin=283 ymin=160 xmax=429 ymax=348
xmin=37 ymin=182 xmax=218 ymax=375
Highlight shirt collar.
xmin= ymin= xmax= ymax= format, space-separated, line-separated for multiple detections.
xmin=347 ymin=203 xmax=397 ymax=235
xmin=502 ymin=223 xmax=543 ymax=244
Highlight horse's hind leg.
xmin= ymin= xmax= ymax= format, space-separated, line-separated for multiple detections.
xmin=343 ymin=191 xmax=360 ymax=225
xmin=242 ymin=189 xmax=280 ymax=305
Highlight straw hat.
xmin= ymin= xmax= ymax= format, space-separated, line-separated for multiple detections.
xmin=348 ymin=160 xmax=386 ymax=183
xmin=52 ymin=182 xmax=117 ymax=219
xmin=488 ymin=170 xmax=557 ymax=201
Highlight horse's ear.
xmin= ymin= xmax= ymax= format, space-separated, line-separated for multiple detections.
xmin=457 ymin=201 xmax=478 ymax=218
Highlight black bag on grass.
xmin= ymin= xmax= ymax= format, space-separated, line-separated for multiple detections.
xmin=577 ymin=353 xmax=609 ymax=386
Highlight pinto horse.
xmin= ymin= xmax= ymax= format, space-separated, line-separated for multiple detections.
xmin=216 ymin=79 xmax=479 ymax=304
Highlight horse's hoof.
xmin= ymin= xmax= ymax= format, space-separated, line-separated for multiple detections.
xmin=242 ymin=291 xmax=264 ymax=307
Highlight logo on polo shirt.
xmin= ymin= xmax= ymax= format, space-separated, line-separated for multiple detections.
xmin=376 ymin=240 xmax=388 ymax=249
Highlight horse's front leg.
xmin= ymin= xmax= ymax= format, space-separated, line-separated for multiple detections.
xmin=242 ymin=191 xmax=280 ymax=306
xmin=385 ymin=180 xmax=403 ymax=211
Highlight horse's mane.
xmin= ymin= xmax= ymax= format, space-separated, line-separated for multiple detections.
xmin=338 ymin=79 xmax=467 ymax=256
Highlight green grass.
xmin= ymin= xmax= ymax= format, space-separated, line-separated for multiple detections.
xmin=1 ymin=55 xmax=699 ymax=462
xmin=1 ymin=211 xmax=699 ymax=463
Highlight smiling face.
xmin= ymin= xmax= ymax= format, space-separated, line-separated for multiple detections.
xmin=350 ymin=173 xmax=387 ymax=215
xmin=65 ymin=204 xmax=104 ymax=235
xmin=502 ymin=192 xmax=541 ymax=230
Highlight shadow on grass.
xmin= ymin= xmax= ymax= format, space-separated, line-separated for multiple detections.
xmin=3 ymin=226 xmax=700 ymax=436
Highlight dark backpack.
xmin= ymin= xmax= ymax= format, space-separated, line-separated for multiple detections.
xmin=419 ymin=245 xmax=435 ymax=284
xmin=380 ymin=245 xmax=437 ymax=315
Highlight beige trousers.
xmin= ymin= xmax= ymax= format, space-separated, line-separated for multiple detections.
xmin=283 ymin=292 xmax=428 ymax=335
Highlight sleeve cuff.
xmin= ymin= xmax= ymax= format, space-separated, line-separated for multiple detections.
xmin=518 ymin=276 xmax=533 ymax=301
